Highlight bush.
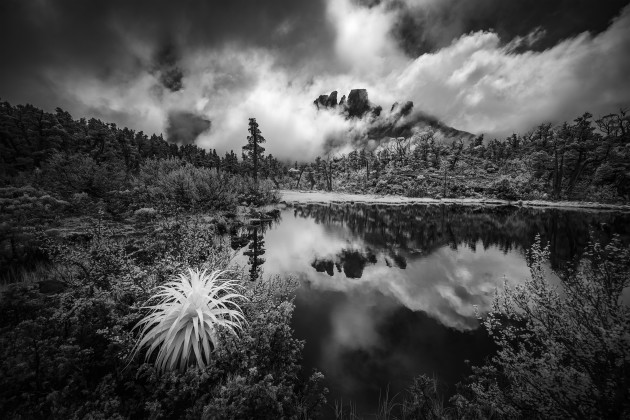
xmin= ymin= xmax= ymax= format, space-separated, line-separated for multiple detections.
xmin=238 ymin=178 xmax=280 ymax=206
xmin=456 ymin=235 xmax=630 ymax=419
xmin=0 ymin=186 xmax=68 ymax=282
xmin=37 ymin=153 xmax=127 ymax=199
xmin=133 ymin=207 xmax=157 ymax=223
xmin=0 ymin=218 xmax=326 ymax=419
xmin=134 ymin=158 xmax=279 ymax=211
xmin=135 ymin=159 xmax=239 ymax=211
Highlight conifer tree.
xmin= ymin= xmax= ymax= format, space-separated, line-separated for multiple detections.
xmin=242 ymin=118 xmax=266 ymax=183
xmin=243 ymin=225 xmax=266 ymax=281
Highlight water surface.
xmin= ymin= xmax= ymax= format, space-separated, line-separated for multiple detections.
xmin=234 ymin=203 xmax=630 ymax=415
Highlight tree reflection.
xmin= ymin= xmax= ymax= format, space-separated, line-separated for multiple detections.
xmin=231 ymin=210 xmax=281 ymax=281
xmin=297 ymin=203 xmax=630 ymax=273
xmin=243 ymin=224 xmax=266 ymax=281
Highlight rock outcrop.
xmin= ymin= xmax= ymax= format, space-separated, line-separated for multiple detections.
xmin=312 ymin=88 xmax=476 ymax=144
xmin=346 ymin=89 xmax=371 ymax=118
xmin=313 ymin=94 xmax=329 ymax=110
xmin=314 ymin=91 xmax=339 ymax=110
xmin=325 ymin=91 xmax=338 ymax=107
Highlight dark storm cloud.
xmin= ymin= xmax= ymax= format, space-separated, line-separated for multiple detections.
xmin=152 ymin=43 xmax=184 ymax=92
xmin=390 ymin=0 xmax=630 ymax=57
xmin=0 ymin=0 xmax=333 ymax=108
xmin=166 ymin=111 xmax=212 ymax=145
xmin=1 ymin=0 xmax=628 ymax=158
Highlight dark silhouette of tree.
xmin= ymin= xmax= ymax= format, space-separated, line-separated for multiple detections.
xmin=242 ymin=118 xmax=266 ymax=183
xmin=243 ymin=224 xmax=266 ymax=281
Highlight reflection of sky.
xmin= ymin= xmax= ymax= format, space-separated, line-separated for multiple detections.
xmin=238 ymin=209 xmax=532 ymax=330
xmin=234 ymin=208 xmax=539 ymax=415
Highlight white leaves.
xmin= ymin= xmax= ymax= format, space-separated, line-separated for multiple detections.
xmin=131 ymin=268 xmax=247 ymax=372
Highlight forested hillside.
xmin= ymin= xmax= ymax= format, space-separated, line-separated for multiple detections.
xmin=0 ymin=101 xmax=287 ymax=186
xmin=294 ymin=111 xmax=630 ymax=203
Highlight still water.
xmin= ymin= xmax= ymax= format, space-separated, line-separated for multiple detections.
xmin=234 ymin=203 xmax=630 ymax=416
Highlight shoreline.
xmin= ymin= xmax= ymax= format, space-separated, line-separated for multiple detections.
xmin=279 ymin=189 xmax=630 ymax=212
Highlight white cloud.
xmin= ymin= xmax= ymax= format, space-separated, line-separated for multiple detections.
xmin=382 ymin=5 xmax=630 ymax=136
xmin=48 ymin=1 xmax=630 ymax=157
xmin=326 ymin=0 xmax=406 ymax=81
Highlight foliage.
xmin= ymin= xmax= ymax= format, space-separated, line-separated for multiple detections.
xmin=0 ymin=215 xmax=327 ymax=419
xmin=0 ymin=185 xmax=68 ymax=282
xmin=0 ymin=100 xmax=290 ymax=189
xmin=133 ymin=269 xmax=247 ymax=372
xmin=300 ymin=110 xmax=630 ymax=203
xmin=134 ymin=158 xmax=280 ymax=211
xmin=37 ymin=152 xmax=127 ymax=199
xmin=240 ymin=177 xmax=281 ymax=206
xmin=134 ymin=158 xmax=240 ymax=211
xmin=455 ymin=235 xmax=630 ymax=419
xmin=325 ymin=234 xmax=630 ymax=420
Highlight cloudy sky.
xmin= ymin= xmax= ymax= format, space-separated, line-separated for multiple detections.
xmin=1 ymin=0 xmax=629 ymax=159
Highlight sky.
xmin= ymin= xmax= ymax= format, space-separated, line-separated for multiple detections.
xmin=1 ymin=0 xmax=629 ymax=159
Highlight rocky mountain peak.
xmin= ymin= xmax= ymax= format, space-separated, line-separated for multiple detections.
xmin=313 ymin=88 xmax=475 ymax=144
xmin=346 ymin=89 xmax=370 ymax=118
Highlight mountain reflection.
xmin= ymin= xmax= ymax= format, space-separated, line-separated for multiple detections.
xmin=234 ymin=203 xmax=630 ymax=415
xmin=312 ymin=248 xmax=378 ymax=278
xmin=294 ymin=203 xmax=629 ymax=270
xmin=239 ymin=203 xmax=630 ymax=330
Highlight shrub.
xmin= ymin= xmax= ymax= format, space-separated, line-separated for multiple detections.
xmin=135 ymin=158 xmax=238 ymax=211
xmin=37 ymin=153 xmax=127 ymax=199
xmin=133 ymin=207 xmax=157 ymax=223
xmin=456 ymin=235 xmax=630 ymax=419
xmin=238 ymin=178 xmax=280 ymax=206
xmin=134 ymin=158 xmax=280 ymax=211
xmin=0 ymin=218 xmax=326 ymax=419
xmin=132 ymin=269 xmax=247 ymax=372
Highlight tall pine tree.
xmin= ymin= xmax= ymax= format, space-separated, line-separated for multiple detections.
xmin=242 ymin=118 xmax=266 ymax=183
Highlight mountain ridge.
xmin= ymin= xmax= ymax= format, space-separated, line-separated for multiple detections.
xmin=314 ymin=88 xmax=476 ymax=144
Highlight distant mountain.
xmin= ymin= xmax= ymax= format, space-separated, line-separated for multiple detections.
xmin=314 ymin=89 xmax=476 ymax=143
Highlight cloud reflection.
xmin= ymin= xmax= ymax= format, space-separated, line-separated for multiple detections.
xmin=240 ymin=204 xmax=626 ymax=415
xmin=248 ymin=208 xmax=531 ymax=331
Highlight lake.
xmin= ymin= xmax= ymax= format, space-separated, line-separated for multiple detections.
xmin=234 ymin=203 xmax=630 ymax=416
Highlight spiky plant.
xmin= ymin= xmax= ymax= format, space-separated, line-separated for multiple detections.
xmin=132 ymin=268 xmax=247 ymax=372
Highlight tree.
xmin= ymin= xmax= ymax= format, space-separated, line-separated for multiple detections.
xmin=320 ymin=154 xmax=335 ymax=191
xmin=448 ymin=139 xmax=464 ymax=171
xmin=242 ymin=118 xmax=266 ymax=183
xmin=222 ymin=151 xmax=239 ymax=174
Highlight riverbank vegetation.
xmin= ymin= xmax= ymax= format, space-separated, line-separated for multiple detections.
xmin=332 ymin=235 xmax=630 ymax=419
xmin=0 ymin=214 xmax=327 ymax=418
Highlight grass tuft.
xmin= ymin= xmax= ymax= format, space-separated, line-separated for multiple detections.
xmin=132 ymin=268 xmax=247 ymax=372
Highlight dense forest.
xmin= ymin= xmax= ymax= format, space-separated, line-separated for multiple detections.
xmin=0 ymin=101 xmax=289 ymax=190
